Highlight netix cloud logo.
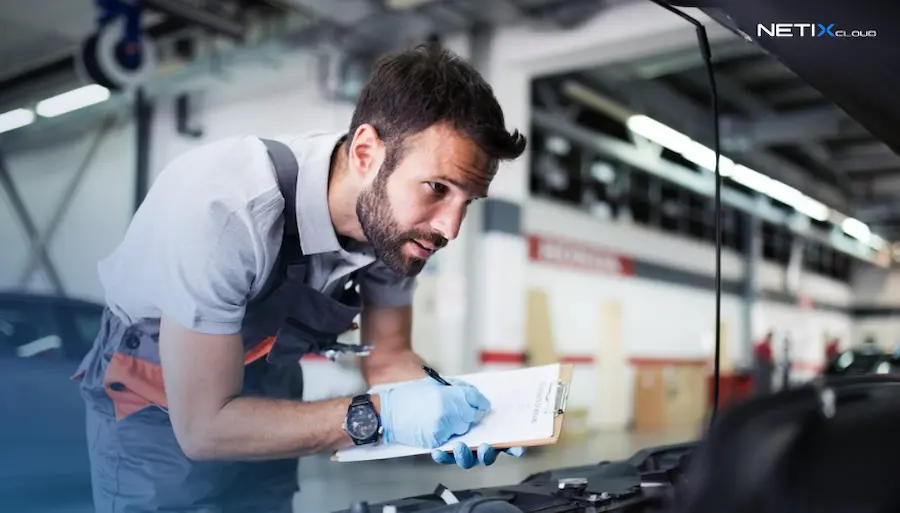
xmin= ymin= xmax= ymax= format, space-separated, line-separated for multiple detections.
xmin=757 ymin=23 xmax=877 ymax=38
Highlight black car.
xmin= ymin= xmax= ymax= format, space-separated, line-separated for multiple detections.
xmin=0 ymin=292 xmax=103 ymax=511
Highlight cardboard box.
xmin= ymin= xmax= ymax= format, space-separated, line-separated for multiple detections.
xmin=633 ymin=360 xmax=708 ymax=432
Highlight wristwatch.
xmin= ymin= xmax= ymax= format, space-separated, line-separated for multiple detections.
xmin=343 ymin=394 xmax=382 ymax=445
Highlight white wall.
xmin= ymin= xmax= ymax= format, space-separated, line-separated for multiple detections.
xmin=853 ymin=264 xmax=900 ymax=306
xmin=150 ymin=51 xmax=355 ymax=181
xmin=851 ymin=263 xmax=900 ymax=348
xmin=1 ymin=118 xmax=136 ymax=303
xmin=523 ymin=198 xmax=853 ymax=379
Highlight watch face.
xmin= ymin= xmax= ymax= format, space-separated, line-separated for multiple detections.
xmin=347 ymin=404 xmax=379 ymax=440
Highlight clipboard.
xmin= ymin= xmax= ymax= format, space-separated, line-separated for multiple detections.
xmin=461 ymin=362 xmax=573 ymax=452
xmin=331 ymin=363 xmax=573 ymax=462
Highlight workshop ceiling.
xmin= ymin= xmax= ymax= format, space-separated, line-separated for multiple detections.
xmin=0 ymin=0 xmax=95 ymax=82
xmin=537 ymin=31 xmax=900 ymax=240
xmin=4 ymin=0 xmax=898 ymax=240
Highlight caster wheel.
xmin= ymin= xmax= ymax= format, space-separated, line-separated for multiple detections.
xmin=75 ymin=18 xmax=156 ymax=91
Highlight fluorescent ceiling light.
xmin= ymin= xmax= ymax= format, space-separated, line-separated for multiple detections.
xmin=36 ymin=85 xmax=110 ymax=118
xmin=0 ymin=108 xmax=35 ymax=133
xmin=627 ymin=115 xmax=692 ymax=153
xmin=795 ymin=197 xmax=830 ymax=222
xmin=625 ymin=114 xmax=836 ymax=224
xmin=730 ymin=164 xmax=772 ymax=193
xmin=842 ymin=217 xmax=870 ymax=241
xmin=869 ymin=234 xmax=887 ymax=251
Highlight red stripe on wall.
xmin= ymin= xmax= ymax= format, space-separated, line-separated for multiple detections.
xmin=561 ymin=354 xmax=595 ymax=364
xmin=478 ymin=351 xmax=595 ymax=365
xmin=527 ymin=234 xmax=634 ymax=276
xmin=479 ymin=351 xmax=527 ymax=364
xmin=790 ymin=361 xmax=824 ymax=372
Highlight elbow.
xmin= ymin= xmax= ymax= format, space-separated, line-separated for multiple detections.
xmin=180 ymin=435 xmax=216 ymax=461
xmin=172 ymin=419 xmax=219 ymax=461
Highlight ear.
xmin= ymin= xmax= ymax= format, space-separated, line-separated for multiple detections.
xmin=348 ymin=124 xmax=385 ymax=179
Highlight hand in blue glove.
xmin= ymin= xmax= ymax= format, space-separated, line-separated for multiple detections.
xmin=431 ymin=441 xmax=525 ymax=469
xmin=377 ymin=378 xmax=491 ymax=449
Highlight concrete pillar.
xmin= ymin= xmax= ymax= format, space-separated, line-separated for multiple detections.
xmin=743 ymin=195 xmax=765 ymax=365
xmin=467 ymin=24 xmax=531 ymax=373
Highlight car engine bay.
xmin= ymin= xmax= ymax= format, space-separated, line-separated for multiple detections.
xmin=335 ymin=372 xmax=900 ymax=513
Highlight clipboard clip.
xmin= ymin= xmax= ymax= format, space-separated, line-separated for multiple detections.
xmin=554 ymin=380 xmax=570 ymax=417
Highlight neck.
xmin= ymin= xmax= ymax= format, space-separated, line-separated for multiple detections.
xmin=328 ymin=142 xmax=365 ymax=242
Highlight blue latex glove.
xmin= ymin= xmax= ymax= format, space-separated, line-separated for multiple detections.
xmin=431 ymin=441 xmax=525 ymax=469
xmin=378 ymin=378 xmax=491 ymax=449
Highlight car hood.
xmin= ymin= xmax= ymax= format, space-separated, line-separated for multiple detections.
xmin=665 ymin=0 xmax=900 ymax=155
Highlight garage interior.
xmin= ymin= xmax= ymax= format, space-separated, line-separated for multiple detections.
xmin=1 ymin=1 xmax=899 ymax=512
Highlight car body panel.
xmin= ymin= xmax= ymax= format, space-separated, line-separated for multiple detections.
xmin=0 ymin=293 xmax=101 ymax=510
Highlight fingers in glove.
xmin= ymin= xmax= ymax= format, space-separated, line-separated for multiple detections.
xmin=451 ymin=441 xmax=476 ymax=469
xmin=456 ymin=384 xmax=491 ymax=412
xmin=503 ymin=446 xmax=526 ymax=458
xmin=430 ymin=441 xmax=476 ymax=468
xmin=477 ymin=443 xmax=498 ymax=466
xmin=431 ymin=449 xmax=456 ymax=465
xmin=446 ymin=379 xmax=490 ymax=411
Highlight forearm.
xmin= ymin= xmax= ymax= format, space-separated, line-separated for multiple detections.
xmin=183 ymin=394 xmax=380 ymax=461
xmin=362 ymin=348 xmax=425 ymax=386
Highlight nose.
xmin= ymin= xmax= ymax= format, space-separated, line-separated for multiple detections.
xmin=431 ymin=202 xmax=466 ymax=241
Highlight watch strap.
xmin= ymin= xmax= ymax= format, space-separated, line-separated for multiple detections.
xmin=350 ymin=393 xmax=371 ymax=407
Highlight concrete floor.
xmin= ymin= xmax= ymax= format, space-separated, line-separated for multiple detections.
xmin=296 ymin=428 xmax=699 ymax=512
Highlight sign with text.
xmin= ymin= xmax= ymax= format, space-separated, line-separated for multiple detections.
xmin=527 ymin=234 xmax=634 ymax=276
xmin=757 ymin=23 xmax=877 ymax=39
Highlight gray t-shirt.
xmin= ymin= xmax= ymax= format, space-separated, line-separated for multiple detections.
xmin=97 ymin=132 xmax=415 ymax=335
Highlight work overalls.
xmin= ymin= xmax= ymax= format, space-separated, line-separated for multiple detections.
xmin=74 ymin=139 xmax=369 ymax=512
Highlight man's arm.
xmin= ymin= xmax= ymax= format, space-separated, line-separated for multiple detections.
xmin=359 ymin=302 xmax=426 ymax=386
xmin=159 ymin=315 xmax=372 ymax=461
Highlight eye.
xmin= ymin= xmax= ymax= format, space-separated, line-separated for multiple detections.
xmin=428 ymin=182 xmax=449 ymax=195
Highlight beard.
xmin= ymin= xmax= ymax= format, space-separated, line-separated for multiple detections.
xmin=356 ymin=173 xmax=447 ymax=277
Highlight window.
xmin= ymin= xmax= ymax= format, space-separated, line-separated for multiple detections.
xmin=530 ymin=126 xmax=583 ymax=205
xmin=628 ymin=172 xmax=652 ymax=225
xmin=762 ymin=222 xmax=793 ymax=265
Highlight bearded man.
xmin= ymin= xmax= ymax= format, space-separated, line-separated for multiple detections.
xmin=74 ymin=42 xmax=527 ymax=513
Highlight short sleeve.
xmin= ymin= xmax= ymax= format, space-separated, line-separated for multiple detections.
xmin=358 ymin=260 xmax=418 ymax=307
xmin=149 ymin=206 xmax=260 ymax=335
xmin=133 ymin=140 xmax=273 ymax=335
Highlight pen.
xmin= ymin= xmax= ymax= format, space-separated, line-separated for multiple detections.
xmin=423 ymin=365 xmax=452 ymax=386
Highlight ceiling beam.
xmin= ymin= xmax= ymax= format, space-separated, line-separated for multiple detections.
xmin=621 ymin=39 xmax=761 ymax=80
xmin=681 ymin=69 xmax=854 ymax=192
xmin=836 ymin=154 xmax=900 ymax=174
xmin=581 ymin=70 xmax=849 ymax=210
xmin=854 ymin=201 xmax=900 ymax=224
xmin=720 ymin=107 xmax=864 ymax=149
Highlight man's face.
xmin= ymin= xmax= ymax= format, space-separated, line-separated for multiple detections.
xmin=355 ymin=124 xmax=492 ymax=277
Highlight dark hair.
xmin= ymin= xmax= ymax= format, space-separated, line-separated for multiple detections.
xmin=348 ymin=42 xmax=527 ymax=176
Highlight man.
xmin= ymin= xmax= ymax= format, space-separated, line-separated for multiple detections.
xmin=74 ymin=42 xmax=527 ymax=512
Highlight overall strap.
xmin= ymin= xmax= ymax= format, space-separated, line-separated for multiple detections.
xmin=261 ymin=138 xmax=300 ymax=238
xmin=253 ymin=138 xmax=305 ymax=304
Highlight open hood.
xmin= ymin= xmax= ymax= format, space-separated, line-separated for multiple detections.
xmin=665 ymin=0 xmax=900 ymax=155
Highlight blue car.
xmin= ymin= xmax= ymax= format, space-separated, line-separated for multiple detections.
xmin=0 ymin=293 xmax=103 ymax=512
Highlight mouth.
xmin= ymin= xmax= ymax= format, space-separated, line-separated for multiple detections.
xmin=415 ymin=239 xmax=437 ymax=252
xmin=408 ymin=240 xmax=436 ymax=259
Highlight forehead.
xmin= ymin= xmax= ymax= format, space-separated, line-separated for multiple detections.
xmin=399 ymin=124 xmax=494 ymax=194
